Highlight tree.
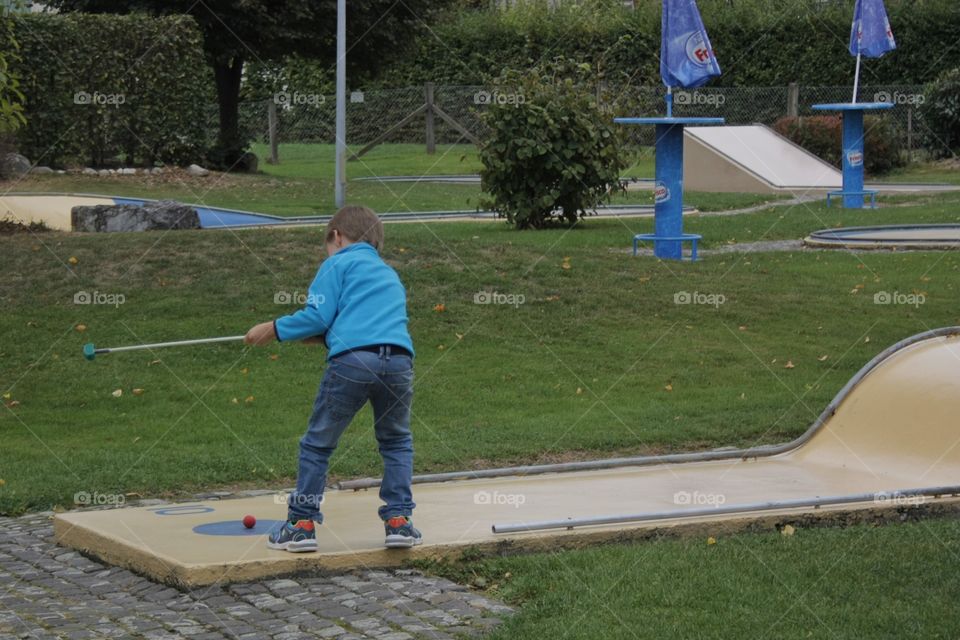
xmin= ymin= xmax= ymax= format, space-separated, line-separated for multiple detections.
xmin=49 ymin=0 xmax=450 ymax=168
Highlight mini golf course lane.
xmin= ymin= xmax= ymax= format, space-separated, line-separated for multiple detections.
xmin=805 ymin=224 xmax=960 ymax=250
xmin=54 ymin=328 xmax=960 ymax=587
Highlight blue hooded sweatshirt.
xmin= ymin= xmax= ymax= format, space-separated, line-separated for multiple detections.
xmin=274 ymin=243 xmax=414 ymax=359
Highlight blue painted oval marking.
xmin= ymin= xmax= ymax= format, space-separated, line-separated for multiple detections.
xmin=192 ymin=520 xmax=285 ymax=536
xmin=149 ymin=505 xmax=216 ymax=516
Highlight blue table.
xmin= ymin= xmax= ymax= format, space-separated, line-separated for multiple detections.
xmin=615 ymin=117 xmax=724 ymax=260
xmin=810 ymin=102 xmax=893 ymax=209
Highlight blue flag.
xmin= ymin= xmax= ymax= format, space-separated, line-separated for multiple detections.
xmin=660 ymin=0 xmax=721 ymax=89
xmin=849 ymin=0 xmax=896 ymax=58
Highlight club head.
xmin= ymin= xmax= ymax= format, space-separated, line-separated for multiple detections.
xmin=82 ymin=343 xmax=96 ymax=361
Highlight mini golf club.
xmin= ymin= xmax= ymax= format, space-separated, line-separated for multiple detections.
xmin=82 ymin=335 xmax=247 ymax=361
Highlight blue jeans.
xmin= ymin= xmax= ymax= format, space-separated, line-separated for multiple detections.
xmin=287 ymin=346 xmax=415 ymax=523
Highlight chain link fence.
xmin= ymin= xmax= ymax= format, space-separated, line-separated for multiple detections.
xmin=239 ymin=83 xmax=934 ymax=163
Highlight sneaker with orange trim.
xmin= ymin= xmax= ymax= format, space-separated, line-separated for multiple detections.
xmin=384 ymin=516 xmax=422 ymax=548
xmin=266 ymin=519 xmax=318 ymax=552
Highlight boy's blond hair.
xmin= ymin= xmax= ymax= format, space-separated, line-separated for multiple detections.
xmin=325 ymin=205 xmax=384 ymax=252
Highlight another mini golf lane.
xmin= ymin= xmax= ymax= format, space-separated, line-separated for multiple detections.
xmin=55 ymin=328 xmax=960 ymax=587
xmin=805 ymin=224 xmax=960 ymax=250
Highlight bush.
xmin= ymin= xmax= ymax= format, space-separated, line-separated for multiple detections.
xmin=479 ymin=59 xmax=627 ymax=229
xmin=11 ymin=13 xmax=214 ymax=168
xmin=919 ymin=67 xmax=960 ymax=158
xmin=773 ymin=115 xmax=905 ymax=176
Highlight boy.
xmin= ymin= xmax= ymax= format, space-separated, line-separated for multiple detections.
xmin=244 ymin=205 xmax=420 ymax=552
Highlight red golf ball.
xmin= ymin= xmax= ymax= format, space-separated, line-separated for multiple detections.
xmin=242 ymin=515 xmax=256 ymax=529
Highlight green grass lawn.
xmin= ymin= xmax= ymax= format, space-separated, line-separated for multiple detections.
xmin=2 ymin=193 xmax=960 ymax=515
xmin=8 ymin=142 xmax=953 ymax=217
xmin=425 ymin=517 xmax=960 ymax=639
xmin=3 ymin=147 xmax=960 ymax=637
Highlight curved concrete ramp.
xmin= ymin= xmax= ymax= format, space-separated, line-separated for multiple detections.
xmin=54 ymin=329 xmax=960 ymax=586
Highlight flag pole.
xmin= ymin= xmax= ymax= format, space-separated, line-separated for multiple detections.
xmin=666 ymin=86 xmax=673 ymax=117
xmin=851 ymin=50 xmax=862 ymax=104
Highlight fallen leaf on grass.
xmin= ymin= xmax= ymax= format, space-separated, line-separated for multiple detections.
xmin=244 ymin=396 xmax=255 ymax=404
xmin=664 ymin=383 xmax=673 ymax=392
xmin=75 ymin=324 xmax=87 ymax=332
xmin=784 ymin=361 xmax=795 ymax=369
xmin=818 ymin=355 xmax=829 ymax=362
xmin=707 ymin=536 xmax=717 ymax=545
xmin=68 ymin=256 xmax=78 ymax=265
xmin=269 ymin=354 xmax=279 ymax=361
xmin=433 ymin=303 xmax=446 ymax=313
xmin=781 ymin=524 xmax=796 ymax=537
xmin=132 ymin=388 xmax=144 ymax=396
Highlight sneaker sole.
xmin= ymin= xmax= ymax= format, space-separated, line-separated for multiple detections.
xmin=266 ymin=539 xmax=318 ymax=553
xmin=385 ymin=534 xmax=423 ymax=549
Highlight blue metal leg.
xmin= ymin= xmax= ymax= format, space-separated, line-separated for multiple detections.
xmin=653 ymin=123 xmax=684 ymax=260
xmin=841 ymin=110 xmax=866 ymax=209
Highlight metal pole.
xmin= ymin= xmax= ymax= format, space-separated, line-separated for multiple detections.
xmin=267 ymin=100 xmax=279 ymax=165
xmin=666 ymin=85 xmax=673 ymax=117
xmin=851 ymin=51 xmax=862 ymax=104
xmin=89 ymin=335 xmax=246 ymax=357
xmin=492 ymin=485 xmax=960 ymax=534
xmin=334 ymin=0 xmax=346 ymax=208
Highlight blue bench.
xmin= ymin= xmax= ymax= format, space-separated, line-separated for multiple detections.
xmin=826 ymin=190 xmax=878 ymax=209
xmin=633 ymin=233 xmax=702 ymax=261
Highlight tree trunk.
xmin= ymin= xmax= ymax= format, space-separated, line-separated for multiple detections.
xmin=211 ymin=55 xmax=245 ymax=168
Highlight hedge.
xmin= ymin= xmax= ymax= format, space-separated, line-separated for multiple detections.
xmin=773 ymin=115 xmax=906 ymax=175
xmin=11 ymin=13 xmax=214 ymax=168
xmin=374 ymin=0 xmax=960 ymax=89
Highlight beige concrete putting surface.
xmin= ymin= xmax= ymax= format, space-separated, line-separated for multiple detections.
xmin=0 ymin=194 xmax=115 ymax=231
xmin=55 ymin=329 xmax=960 ymax=586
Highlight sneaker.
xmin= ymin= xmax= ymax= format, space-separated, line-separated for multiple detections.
xmin=384 ymin=516 xmax=423 ymax=548
xmin=266 ymin=519 xmax=318 ymax=552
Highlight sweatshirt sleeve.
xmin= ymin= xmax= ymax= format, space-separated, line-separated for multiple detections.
xmin=274 ymin=259 xmax=342 ymax=342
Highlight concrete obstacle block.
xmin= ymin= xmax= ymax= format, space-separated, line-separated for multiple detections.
xmin=71 ymin=200 xmax=201 ymax=232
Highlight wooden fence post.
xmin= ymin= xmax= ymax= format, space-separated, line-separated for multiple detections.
xmin=425 ymin=82 xmax=436 ymax=154
xmin=787 ymin=82 xmax=799 ymax=118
